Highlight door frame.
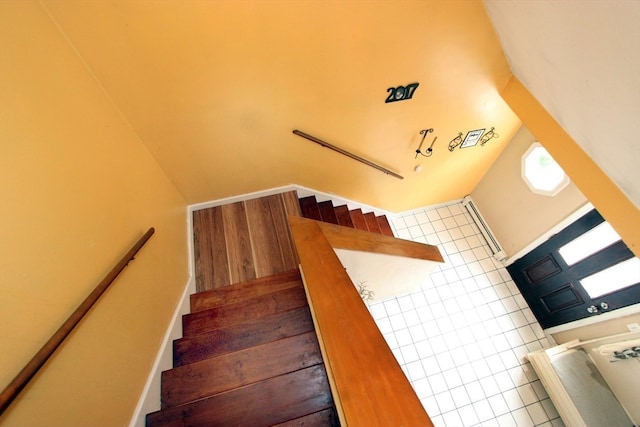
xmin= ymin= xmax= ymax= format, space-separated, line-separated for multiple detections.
xmin=504 ymin=203 xmax=594 ymax=267
xmin=505 ymin=203 xmax=640 ymax=333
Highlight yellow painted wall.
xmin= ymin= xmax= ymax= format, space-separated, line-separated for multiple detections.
xmin=471 ymin=125 xmax=588 ymax=258
xmin=0 ymin=2 xmax=188 ymax=425
xmin=500 ymin=77 xmax=640 ymax=258
xmin=40 ymin=0 xmax=521 ymax=213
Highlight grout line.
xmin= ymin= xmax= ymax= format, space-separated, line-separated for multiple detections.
xmin=376 ymin=201 xmax=559 ymax=427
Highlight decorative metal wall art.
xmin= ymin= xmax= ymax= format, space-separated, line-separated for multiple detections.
xmin=448 ymin=127 xmax=499 ymax=151
xmin=415 ymin=128 xmax=437 ymax=158
xmin=480 ymin=127 xmax=499 ymax=145
xmin=385 ymin=82 xmax=419 ymax=103
xmin=447 ymin=132 xmax=464 ymax=151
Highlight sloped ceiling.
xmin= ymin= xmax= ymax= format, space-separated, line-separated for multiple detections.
xmin=485 ymin=0 xmax=640 ymax=209
xmin=41 ymin=0 xmax=520 ymax=212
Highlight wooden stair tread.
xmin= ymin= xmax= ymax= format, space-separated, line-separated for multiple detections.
xmin=190 ymin=269 xmax=301 ymax=312
xmin=182 ymin=285 xmax=307 ymax=337
xmin=173 ymin=306 xmax=314 ymax=366
xmin=147 ymin=365 xmax=334 ymax=427
xmin=161 ymin=332 xmax=322 ymax=408
xmin=376 ymin=215 xmax=394 ymax=237
xmin=363 ymin=212 xmax=381 ymax=234
xmin=298 ymin=196 xmax=322 ymax=221
xmin=317 ymin=200 xmax=339 ymax=224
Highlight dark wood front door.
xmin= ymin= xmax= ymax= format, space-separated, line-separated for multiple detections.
xmin=507 ymin=209 xmax=640 ymax=329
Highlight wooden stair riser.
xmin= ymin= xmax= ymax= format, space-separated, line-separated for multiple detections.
xmin=299 ymin=195 xmax=395 ymax=239
xmin=182 ymin=285 xmax=307 ymax=337
xmin=376 ymin=215 xmax=394 ymax=236
xmin=190 ymin=269 xmax=302 ymax=312
xmin=298 ymin=196 xmax=322 ymax=221
xmin=173 ymin=306 xmax=314 ymax=367
xmin=348 ymin=208 xmax=369 ymax=231
xmin=317 ymin=200 xmax=339 ymax=224
xmin=161 ymin=332 xmax=322 ymax=408
xmin=333 ymin=205 xmax=354 ymax=228
xmin=363 ymin=212 xmax=381 ymax=234
xmin=147 ymin=365 xmax=335 ymax=427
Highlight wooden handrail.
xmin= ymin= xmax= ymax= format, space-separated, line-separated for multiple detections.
xmin=293 ymin=130 xmax=404 ymax=180
xmin=316 ymin=220 xmax=444 ymax=262
xmin=288 ymin=216 xmax=433 ymax=426
xmin=0 ymin=227 xmax=155 ymax=415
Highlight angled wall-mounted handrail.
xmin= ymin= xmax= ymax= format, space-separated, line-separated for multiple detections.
xmin=0 ymin=227 xmax=155 ymax=415
xmin=293 ymin=130 xmax=404 ymax=180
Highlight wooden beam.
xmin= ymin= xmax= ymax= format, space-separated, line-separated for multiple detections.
xmin=313 ymin=218 xmax=444 ymax=263
xmin=289 ymin=216 xmax=434 ymax=426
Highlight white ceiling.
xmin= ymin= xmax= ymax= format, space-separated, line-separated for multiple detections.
xmin=484 ymin=0 xmax=640 ymax=209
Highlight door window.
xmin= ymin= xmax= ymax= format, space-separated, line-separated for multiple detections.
xmin=580 ymin=257 xmax=640 ymax=298
xmin=558 ymin=221 xmax=621 ymax=266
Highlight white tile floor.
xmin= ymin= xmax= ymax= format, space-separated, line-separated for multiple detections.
xmin=367 ymin=201 xmax=565 ymax=427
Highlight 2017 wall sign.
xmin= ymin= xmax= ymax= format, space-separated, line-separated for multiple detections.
xmin=385 ymin=82 xmax=419 ymax=103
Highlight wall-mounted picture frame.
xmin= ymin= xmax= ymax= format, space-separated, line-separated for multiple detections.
xmin=461 ymin=128 xmax=485 ymax=148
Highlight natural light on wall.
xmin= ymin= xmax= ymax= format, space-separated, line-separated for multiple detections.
xmin=559 ymin=222 xmax=622 ymax=266
xmin=522 ymin=142 xmax=570 ymax=196
xmin=580 ymin=257 xmax=640 ymax=298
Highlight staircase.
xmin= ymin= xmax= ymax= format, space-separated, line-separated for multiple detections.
xmin=298 ymin=196 xmax=394 ymax=237
xmin=146 ymin=269 xmax=340 ymax=426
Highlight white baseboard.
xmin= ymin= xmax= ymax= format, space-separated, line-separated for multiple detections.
xmin=187 ymin=184 xmax=394 ymax=218
xmin=129 ymin=275 xmax=195 ymax=427
xmin=188 ymin=185 xmax=299 ymax=212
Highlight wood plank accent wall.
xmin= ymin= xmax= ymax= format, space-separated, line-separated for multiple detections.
xmin=193 ymin=191 xmax=301 ymax=292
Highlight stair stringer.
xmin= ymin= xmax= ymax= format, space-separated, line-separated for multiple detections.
xmin=130 ymin=276 xmax=195 ymax=427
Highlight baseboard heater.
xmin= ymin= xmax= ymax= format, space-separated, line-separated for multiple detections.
xmin=461 ymin=196 xmax=507 ymax=261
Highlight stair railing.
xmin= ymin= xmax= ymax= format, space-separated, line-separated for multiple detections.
xmin=0 ymin=227 xmax=155 ymax=415
xmin=288 ymin=216 xmax=434 ymax=426
xmin=293 ymin=130 xmax=404 ymax=180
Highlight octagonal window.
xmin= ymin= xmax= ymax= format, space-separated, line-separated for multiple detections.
xmin=522 ymin=142 xmax=569 ymax=196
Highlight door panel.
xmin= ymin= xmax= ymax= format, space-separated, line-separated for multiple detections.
xmin=507 ymin=209 xmax=640 ymax=329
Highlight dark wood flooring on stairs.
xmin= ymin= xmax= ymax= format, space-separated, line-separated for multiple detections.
xmin=148 ymin=192 xmax=339 ymax=426
xmin=147 ymin=269 xmax=339 ymax=426
xmin=298 ymin=195 xmax=394 ymax=237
